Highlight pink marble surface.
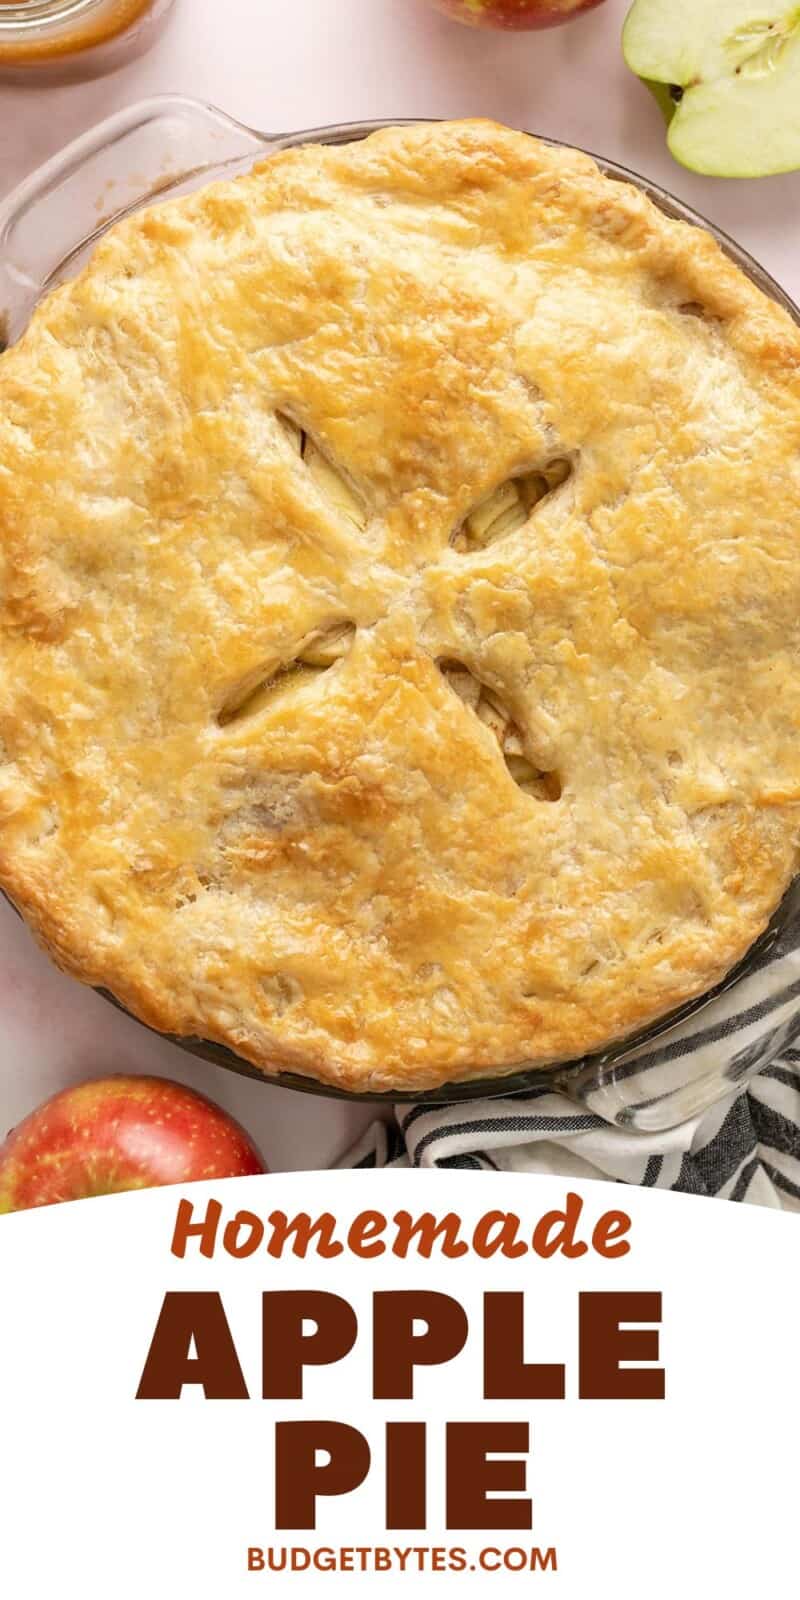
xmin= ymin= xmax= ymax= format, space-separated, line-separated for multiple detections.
xmin=1 ymin=0 xmax=799 ymax=1169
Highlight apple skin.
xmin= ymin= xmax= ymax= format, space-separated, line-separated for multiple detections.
xmin=426 ymin=0 xmax=606 ymax=28
xmin=0 ymin=1075 xmax=266 ymax=1212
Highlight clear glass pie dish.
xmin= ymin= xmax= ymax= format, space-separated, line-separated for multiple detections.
xmin=2 ymin=97 xmax=800 ymax=1129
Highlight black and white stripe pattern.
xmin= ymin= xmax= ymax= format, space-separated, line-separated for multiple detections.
xmin=344 ymin=1054 xmax=800 ymax=1206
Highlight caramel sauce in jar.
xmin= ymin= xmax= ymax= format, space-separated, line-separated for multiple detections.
xmin=0 ymin=0 xmax=176 ymax=78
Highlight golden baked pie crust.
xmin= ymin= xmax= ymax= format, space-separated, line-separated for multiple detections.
xmin=1 ymin=120 xmax=799 ymax=1091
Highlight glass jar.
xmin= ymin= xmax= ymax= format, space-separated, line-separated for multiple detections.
xmin=0 ymin=0 xmax=176 ymax=81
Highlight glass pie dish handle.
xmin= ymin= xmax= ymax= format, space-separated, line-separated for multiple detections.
xmin=0 ymin=95 xmax=274 ymax=348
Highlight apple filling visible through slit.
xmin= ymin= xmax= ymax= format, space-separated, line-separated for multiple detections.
xmin=280 ymin=415 xmax=367 ymax=530
xmin=218 ymin=623 xmax=355 ymax=726
xmin=453 ymin=459 xmax=571 ymax=552
xmin=439 ymin=660 xmax=561 ymax=800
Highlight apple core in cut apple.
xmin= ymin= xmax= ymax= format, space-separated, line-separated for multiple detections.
xmin=427 ymin=0 xmax=606 ymax=30
xmin=0 ymin=1075 xmax=266 ymax=1212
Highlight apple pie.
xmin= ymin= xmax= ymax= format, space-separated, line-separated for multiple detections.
xmin=1 ymin=119 xmax=799 ymax=1091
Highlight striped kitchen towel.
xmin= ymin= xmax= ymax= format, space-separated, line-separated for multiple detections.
xmin=342 ymin=888 xmax=800 ymax=1207
xmin=344 ymin=1053 xmax=800 ymax=1208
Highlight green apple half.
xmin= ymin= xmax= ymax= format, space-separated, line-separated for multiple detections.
xmin=623 ymin=0 xmax=800 ymax=176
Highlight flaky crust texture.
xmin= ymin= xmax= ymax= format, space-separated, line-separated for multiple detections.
xmin=1 ymin=120 xmax=800 ymax=1092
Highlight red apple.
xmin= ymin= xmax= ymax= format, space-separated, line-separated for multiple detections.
xmin=0 ymin=1075 xmax=266 ymax=1212
xmin=426 ymin=0 xmax=605 ymax=27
